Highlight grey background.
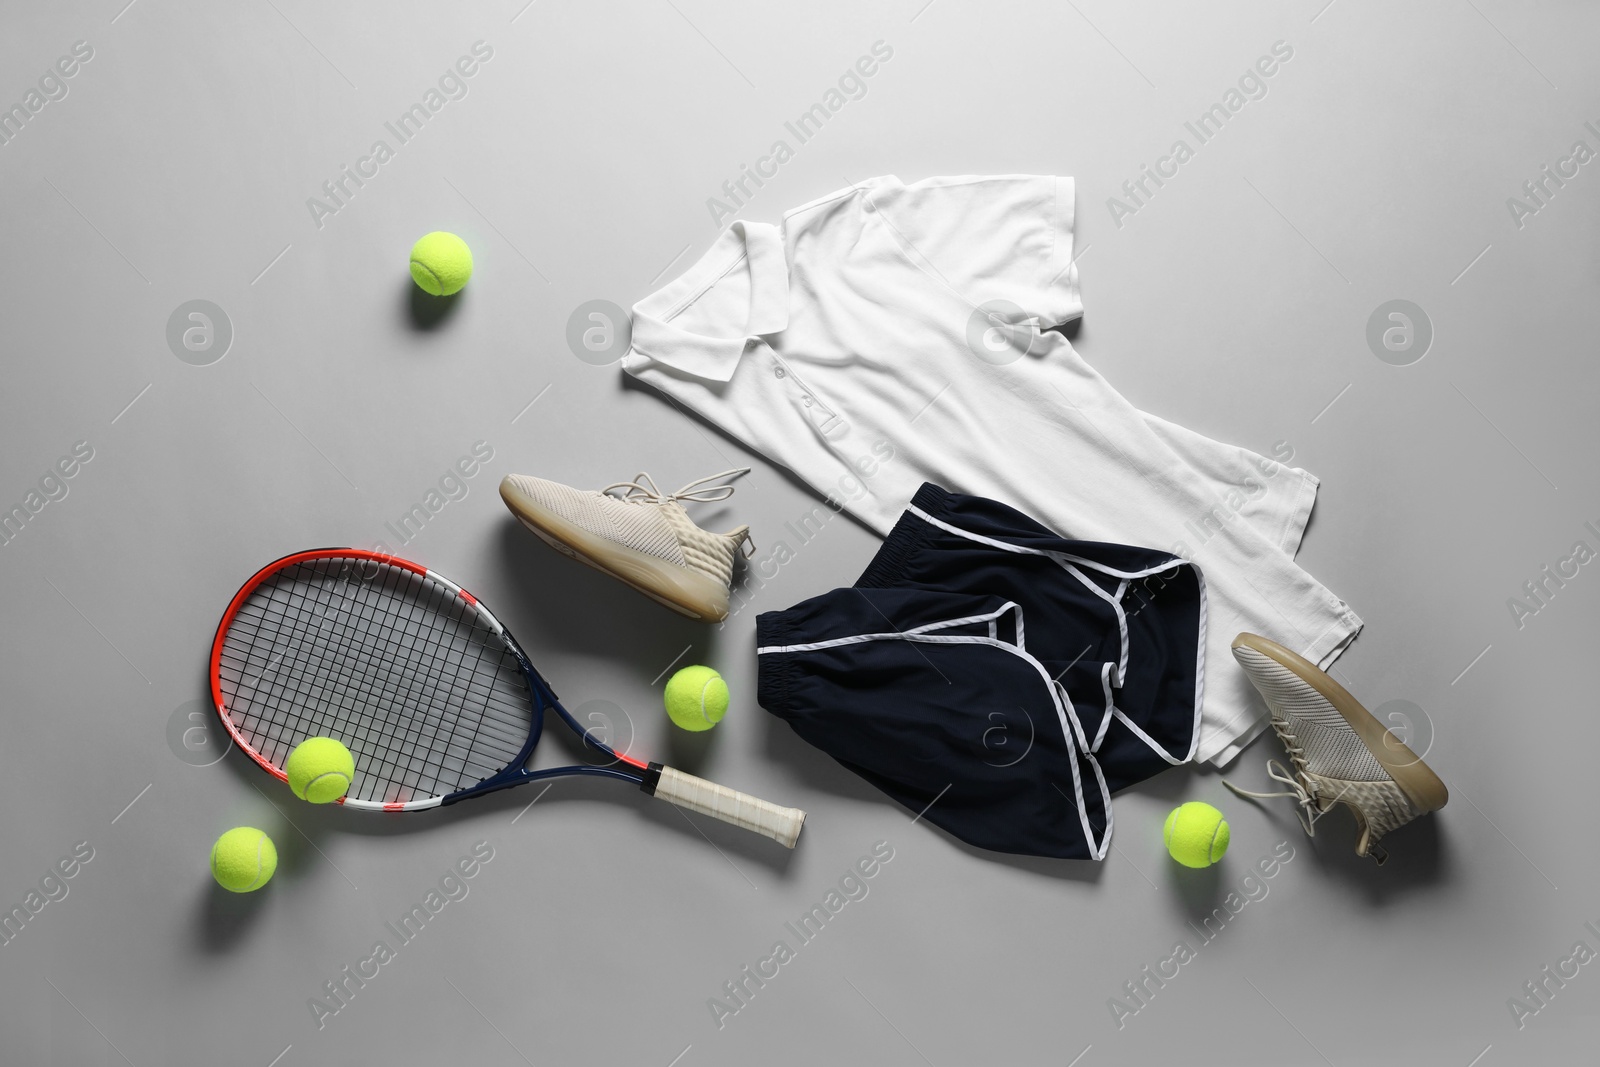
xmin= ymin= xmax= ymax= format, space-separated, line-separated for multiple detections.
xmin=1 ymin=0 xmax=1595 ymax=1063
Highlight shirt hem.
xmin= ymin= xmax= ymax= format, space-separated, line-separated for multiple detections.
xmin=1198 ymin=605 xmax=1364 ymax=767
xmin=1278 ymin=466 xmax=1320 ymax=558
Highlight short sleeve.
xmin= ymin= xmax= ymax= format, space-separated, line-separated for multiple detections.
xmin=868 ymin=174 xmax=1082 ymax=326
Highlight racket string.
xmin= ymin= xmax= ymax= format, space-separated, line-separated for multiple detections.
xmin=217 ymin=557 xmax=536 ymax=803
xmin=228 ymin=570 xmax=481 ymax=784
xmin=224 ymin=564 xmax=529 ymax=800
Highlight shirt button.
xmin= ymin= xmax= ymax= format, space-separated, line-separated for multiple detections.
xmin=774 ymin=368 xmax=786 ymax=378
xmin=802 ymin=396 xmax=813 ymax=406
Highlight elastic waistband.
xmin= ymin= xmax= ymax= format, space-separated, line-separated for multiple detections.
xmin=754 ymin=609 xmax=796 ymax=717
xmin=856 ymin=482 xmax=951 ymax=589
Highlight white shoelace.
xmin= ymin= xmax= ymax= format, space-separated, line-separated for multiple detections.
xmin=602 ymin=468 xmax=756 ymax=557
xmin=603 ymin=468 xmax=751 ymax=505
xmin=1223 ymin=719 xmax=1321 ymax=838
xmin=1224 ymin=704 xmax=1397 ymax=864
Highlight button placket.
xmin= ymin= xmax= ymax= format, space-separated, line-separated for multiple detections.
xmin=762 ymin=346 xmax=847 ymax=438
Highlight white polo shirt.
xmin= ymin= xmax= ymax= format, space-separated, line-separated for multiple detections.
xmin=624 ymin=175 xmax=1361 ymax=765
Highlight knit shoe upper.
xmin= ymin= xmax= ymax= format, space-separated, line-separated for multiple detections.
xmin=1225 ymin=633 xmax=1447 ymax=863
xmin=499 ymin=469 xmax=752 ymax=621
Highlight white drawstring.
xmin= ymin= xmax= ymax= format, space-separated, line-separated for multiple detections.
xmin=603 ymin=467 xmax=750 ymax=505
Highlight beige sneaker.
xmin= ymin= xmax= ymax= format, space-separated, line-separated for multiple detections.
xmin=499 ymin=469 xmax=754 ymax=621
xmin=1224 ymin=633 xmax=1448 ymax=864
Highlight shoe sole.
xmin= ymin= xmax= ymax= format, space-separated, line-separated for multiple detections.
xmin=1232 ymin=633 xmax=1448 ymax=814
xmin=499 ymin=477 xmax=732 ymax=622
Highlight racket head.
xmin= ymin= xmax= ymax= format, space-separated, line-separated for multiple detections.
xmin=210 ymin=549 xmax=640 ymax=810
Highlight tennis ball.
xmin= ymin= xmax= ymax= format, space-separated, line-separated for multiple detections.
xmin=286 ymin=737 xmax=355 ymax=803
xmin=665 ymin=665 xmax=728 ymax=732
xmin=210 ymin=827 xmax=277 ymax=893
xmin=1164 ymin=801 xmax=1230 ymax=868
xmin=409 ymin=231 xmax=473 ymax=296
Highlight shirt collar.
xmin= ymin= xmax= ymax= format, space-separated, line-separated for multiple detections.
xmin=629 ymin=221 xmax=789 ymax=382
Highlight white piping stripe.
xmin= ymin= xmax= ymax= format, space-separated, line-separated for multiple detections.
xmin=908 ymin=505 xmax=1189 ymax=584
xmin=1110 ymin=707 xmax=1188 ymax=766
xmin=1052 ymin=678 xmax=1091 ymax=753
xmin=1188 ymin=569 xmax=1207 ymax=763
xmin=1052 ymin=550 xmax=1191 ymax=582
xmin=1083 ymin=746 xmax=1113 ymax=858
xmin=904 ymin=503 xmax=1206 ymax=766
xmin=1093 ymin=662 xmax=1117 ymax=753
xmin=757 ymin=604 xmax=1020 ymax=655
xmin=1111 ymin=580 xmax=1130 ymax=683
xmin=759 ymin=602 xmax=1111 ymax=857
xmin=901 ymin=608 xmax=1011 ymax=637
xmin=1061 ymin=558 xmax=1125 ymax=656
xmin=911 ymin=505 xmax=1133 ymax=680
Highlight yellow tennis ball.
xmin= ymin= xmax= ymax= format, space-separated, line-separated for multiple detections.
xmin=286 ymin=737 xmax=355 ymax=803
xmin=210 ymin=827 xmax=277 ymax=892
xmin=409 ymin=231 xmax=473 ymax=296
xmin=1164 ymin=801 xmax=1230 ymax=868
xmin=665 ymin=665 xmax=728 ymax=732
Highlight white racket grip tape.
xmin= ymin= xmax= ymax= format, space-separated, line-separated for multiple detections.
xmin=654 ymin=766 xmax=806 ymax=848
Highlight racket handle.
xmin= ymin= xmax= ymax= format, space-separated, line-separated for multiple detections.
xmin=650 ymin=766 xmax=806 ymax=848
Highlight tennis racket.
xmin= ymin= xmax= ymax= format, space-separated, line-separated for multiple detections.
xmin=209 ymin=549 xmax=805 ymax=847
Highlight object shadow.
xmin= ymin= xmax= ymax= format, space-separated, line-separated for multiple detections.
xmin=1294 ymin=801 xmax=1452 ymax=904
xmin=1195 ymin=731 xmax=1453 ymax=903
xmin=403 ymin=276 xmax=463 ymax=330
xmin=944 ymin=835 xmax=1105 ymax=885
xmin=193 ymin=879 xmax=270 ymax=954
xmin=667 ymin=724 xmax=718 ymax=776
xmin=760 ymin=707 xmax=1102 ymax=883
xmin=491 ymin=519 xmax=711 ymax=685
xmin=1046 ymin=318 xmax=1084 ymax=345
xmin=1166 ymin=858 xmax=1226 ymax=927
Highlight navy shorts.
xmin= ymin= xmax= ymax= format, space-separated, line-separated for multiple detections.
xmin=756 ymin=484 xmax=1206 ymax=860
